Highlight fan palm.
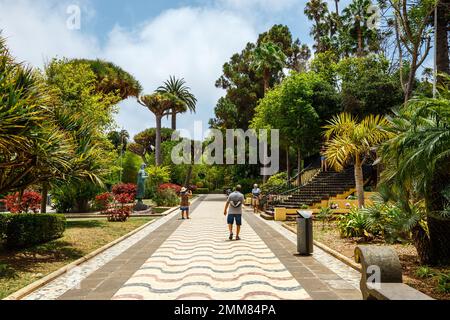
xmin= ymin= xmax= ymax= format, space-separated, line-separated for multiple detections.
xmin=157 ymin=76 xmax=197 ymax=130
xmin=252 ymin=42 xmax=287 ymax=93
xmin=304 ymin=0 xmax=330 ymax=53
xmin=324 ymin=113 xmax=393 ymax=208
xmin=138 ymin=93 xmax=184 ymax=166
xmin=379 ymin=82 xmax=450 ymax=264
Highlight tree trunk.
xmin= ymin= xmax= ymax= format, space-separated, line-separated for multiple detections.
xmin=184 ymin=165 xmax=193 ymax=188
xmin=354 ymin=156 xmax=365 ymax=208
xmin=405 ymin=54 xmax=418 ymax=102
xmin=427 ymin=215 xmax=450 ymax=265
xmin=263 ymin=69 xmax=270 ymax=93
xmin=412 ymin=224 xmax=433 ymax=264
xmin=421 ymin=167 xmax=450 ymax=265
xmin=335 ymin=0 xmax=339 ymax=15
xmin=357 ymin=23 xmax=363 ymax=57
xmin=155 ymin=115 xmax=162 ymax=166
xmin=436 ymin=0 xmax=450 ymax=78
xmin=286 ymin=146 xmax=291 ymax=187
xmin=40 ymin=182 xmax=48 ymax=214
xmin=297 ymin=149 xmax=302 ymax=186
xmin=171 ymin=110 xmax=177 ymax=130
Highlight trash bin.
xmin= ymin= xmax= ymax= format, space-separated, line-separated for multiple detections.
xmin=297 ymin=210 xmax=313 ymax=255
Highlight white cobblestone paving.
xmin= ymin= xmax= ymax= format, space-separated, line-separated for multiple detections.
xmin=21 ymin=196 xmax=361 ymax=300
xmin=23 ymin=209 xmax=180 ymax=300
xmin=112 ymin=199 xmax=311 ymax=300
xmin=255 ymin=214 xmax=361 ymax=291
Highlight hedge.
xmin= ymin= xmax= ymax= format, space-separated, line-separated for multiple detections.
xmin=193 ymin=188 xmax=210 ymax=194
xmin=0 ymin=214 xmax=11 ymax=240
xmin=1 ymin=214 xmax=66 ymax=249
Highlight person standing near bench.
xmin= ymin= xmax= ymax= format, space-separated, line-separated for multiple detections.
xmin=224 ymin=185 xmax=245 ymax=241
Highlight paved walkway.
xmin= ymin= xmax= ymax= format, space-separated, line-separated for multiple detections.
xmin=24 ymin=195 xmax=361 ymax=300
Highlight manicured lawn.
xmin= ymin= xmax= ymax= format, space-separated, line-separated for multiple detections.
xmin=286 ymin=221 xmax=450 ymax=300
xmin=0 ymin=217 xmax=153 ymax=299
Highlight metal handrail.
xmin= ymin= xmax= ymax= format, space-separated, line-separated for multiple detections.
xmin=259 ymin=163 xmax=320 ymax=210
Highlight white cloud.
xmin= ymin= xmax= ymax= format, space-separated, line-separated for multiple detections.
xmin=0 ymin=0 xmax=98 ymax=67
xmin=217 ymin=0 xmax=298 ymax=12
xmin=101 ymin=7 xmax=257 ymax=137
xmin=0 ymin=1 xmax=258 ymax=137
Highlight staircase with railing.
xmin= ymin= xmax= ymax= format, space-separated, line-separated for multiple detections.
xmin=260 ymin=165 xmax=373 ymax=219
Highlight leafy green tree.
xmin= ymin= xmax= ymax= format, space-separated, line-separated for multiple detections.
xmin=121 ymin=151 xmax=142 ymax=184
xmin=108 ymin=130 xmax=130 ymax=155
xmin=388 ymin=0 xmax=435 ymax=101
xmin=336 ymin=55 xmax=404 ymax=117
xmin=211 ymin=25 xmax=309 ymax=130
xmin=324 ymin=113 xmax=392 ymax=208
xmin=45 ymin=59 xmax=122 ymax=212
xmin=128 ymin=128 xmax=174 ymax=164
xmin=157 ymin=76 xmax=197 ymax=130
xmin=252 ymin=72 xmax=323 ymax=183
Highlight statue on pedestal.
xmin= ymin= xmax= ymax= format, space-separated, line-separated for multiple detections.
xmin=134 ymin=163 xmax=149 ymax=211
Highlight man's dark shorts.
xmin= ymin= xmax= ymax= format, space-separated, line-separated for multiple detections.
xmin=227 ymin=214 xmax=242 ymax=226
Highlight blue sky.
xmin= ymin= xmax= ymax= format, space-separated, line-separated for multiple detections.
xmin=0 ymin=0 xmax=354 ymax=138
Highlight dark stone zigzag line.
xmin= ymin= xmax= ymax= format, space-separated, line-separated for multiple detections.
xmin=151 ymin=254 xmax=276 ymax=261
xmin=140 ymin=265 xmax=287 ymax=274
xmin=142 ymin=259 xmax=282 ymax=268
xmin=129 ymin=272 xmax=294 ymax=283
xmin=122 ymin=281 xmax=302 ymax=294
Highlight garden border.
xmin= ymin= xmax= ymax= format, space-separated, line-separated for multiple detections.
xmin=281 ymin=222 xmax=362 ymax=272
xmin=3 ymin=206 xmax=181 ymax=300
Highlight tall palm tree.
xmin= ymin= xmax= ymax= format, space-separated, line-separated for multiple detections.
xmin=252 ymin=42 xmax=287 ymax=93
xmin=157 ymin=76 xmax=197 ymax=130
xmin=324 ymin=113 xmax=392 ymax=208
xmin=138 ymin=93 xmax=184 ymax=166
xmin=304 ymin=0 xmax=330 ymax=53
xmin=341 ymin=0 xmax=378 ymax=57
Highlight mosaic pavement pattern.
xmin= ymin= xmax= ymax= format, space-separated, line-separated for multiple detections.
xmin=112 ymin=200 xmax=311 ymax=300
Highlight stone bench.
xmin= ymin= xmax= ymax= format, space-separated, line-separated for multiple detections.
xmin=355 ymin=246 xmax=434 ymax=300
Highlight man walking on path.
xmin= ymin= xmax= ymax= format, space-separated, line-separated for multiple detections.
xmin=224 ymin=185 xmax=245 ymax=241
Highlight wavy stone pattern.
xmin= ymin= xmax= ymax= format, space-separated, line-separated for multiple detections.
xmin=112 ymin=200 xmax=311 ymax=300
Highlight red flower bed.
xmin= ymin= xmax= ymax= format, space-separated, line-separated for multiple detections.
xmin=3 ymin=191 xmax=42 ymax=214
xmin=159 ymin=183 xmax=182 ymax=193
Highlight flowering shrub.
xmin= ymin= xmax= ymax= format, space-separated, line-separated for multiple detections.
xmin=112 ymin=183 xmax=137 ymax=198
xmin=107 ymin=206 xmax=132 ymax=222
xmin=114 ymin=193 xmax=134 ymax=205
xmin=158 ymin=183 xmax=182 ymax=194
xmin=105 ymin=183 xmax=137 ymax=222
xmin=3 ymin=191 xmax=42 ymax=214
xmin=95 ymin=193 xmax=113 ymax=212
